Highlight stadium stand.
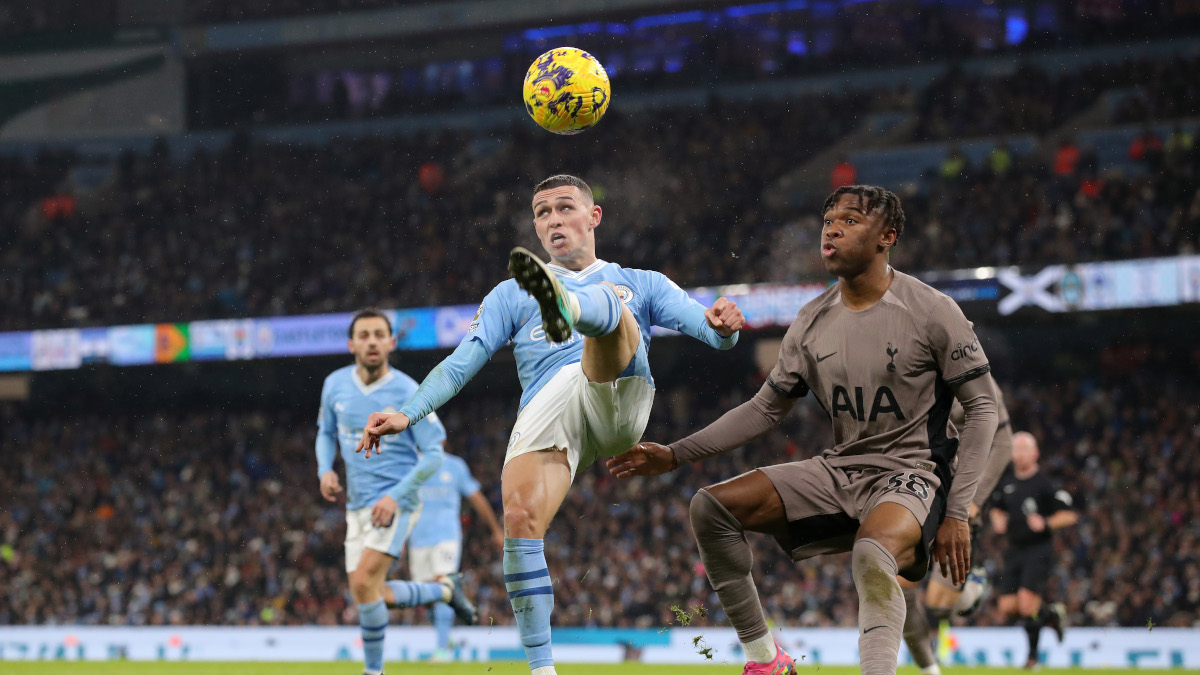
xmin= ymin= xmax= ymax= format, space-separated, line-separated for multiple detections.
xmin=3 ymin=334 xmax=1197 ymax=629
xmin=2 ymin=114 xmax=1195 ymax=331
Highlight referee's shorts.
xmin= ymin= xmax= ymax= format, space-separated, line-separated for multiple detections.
xmin=998 ymin=540 xmax=1055 ymax=595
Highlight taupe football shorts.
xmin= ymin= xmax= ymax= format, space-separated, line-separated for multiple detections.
xmin=758 ymin=455 xmax=947 ymax=581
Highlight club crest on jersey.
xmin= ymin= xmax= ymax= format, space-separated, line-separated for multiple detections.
xmin=886 ymin=343 xmax=899 ymax=373
xmin=614 ymin=284 xmax=634 ymax=304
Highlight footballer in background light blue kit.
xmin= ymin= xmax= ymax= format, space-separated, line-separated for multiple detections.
xmin=318 ymin=365 xmax=446 ymax=512
xmin=358 ymin=175 xmax=745 ymax=675
xmin=315 ymin=309 xmax=477 ymax=675
xmin=409 ymin=453 xmax=505 ymax=661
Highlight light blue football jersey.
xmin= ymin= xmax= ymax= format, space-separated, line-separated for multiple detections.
xmin=467 ymin=259 xmax=736 ymax=410
xmin=317 ymin=365 xmax=447 ymax=510
xmin=408 ymin=454 xmax=481 ymax=548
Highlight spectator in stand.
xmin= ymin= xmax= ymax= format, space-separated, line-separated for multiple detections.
xmin=942 ymin=147 xmax=967 ymax=181
xmin=989 ymin=142 xmax=1013 ymax=177
xmin=1 ymin=347 xmax=1198 ymax=630
xmin=830 ymin=157 xmax=858 ymax=190
xmin=1053 ymin=139 xmax=1080 ymax=178
xmin=1166 ymin=126 xmax=1194 ymax=158
xmin=1129 ymin=128 xmax=1165 ymax=167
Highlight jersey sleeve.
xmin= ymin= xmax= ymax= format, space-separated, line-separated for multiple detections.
xmin=1046 ymin=483 xmax=1076 ymax=514
xmin=315 ymin=376 xmax=339 ymax=477
xmin=398 ymin=284 xmax=516 ymax=424
xmin=456 ymin=459 xmax=481 ymax=497
xmin=467 ymin=284 xmax=520 ymax=355
xmin=926 ymin=296 xmax=990 ymax=385
xmin=765 ymin=314 xmax=811 ymax=399
xmin=409 ymin=410 xmax=447 ymax=451
xmin=645 ymin=271 xmax=738 ymax=350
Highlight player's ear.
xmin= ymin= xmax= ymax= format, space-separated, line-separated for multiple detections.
xmin=387 ymin=335 xmax=397 ymax=352
xmin=591 ymin=204 xmax=602 ymax=229
xmin=877 ymin=222 xmax=897 ymax=252
xmin=347 ymin=339 xmax=355 ymax=354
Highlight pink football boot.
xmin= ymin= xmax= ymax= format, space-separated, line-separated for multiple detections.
xmin=742 ymin=640 xmax=797 ymax=675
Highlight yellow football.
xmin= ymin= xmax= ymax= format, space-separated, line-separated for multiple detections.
xmin=522 ymin=47 xmax=611 ymax=135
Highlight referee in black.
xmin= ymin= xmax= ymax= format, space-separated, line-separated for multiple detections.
xmin=990 ymin=431 xmax=1078 ymax=670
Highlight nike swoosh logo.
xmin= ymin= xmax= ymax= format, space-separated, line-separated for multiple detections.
xmin=816 ymin=352 xmax=837 ymax=362
xmin=863 ymin=625 xmax=887 ymax=634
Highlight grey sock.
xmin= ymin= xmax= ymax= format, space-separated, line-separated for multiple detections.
xmin=689 ymin=488 xmax=769 ymax=643
xmin=854 ymin=538 xmax=904 ymax=675
xmin=926 ymin=605 xmax=952 ymax=626
xmin=902 ymin=586 xmax=937 ymax=669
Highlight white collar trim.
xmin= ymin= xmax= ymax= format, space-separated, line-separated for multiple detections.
xmin=547 ymin=259 xmax=608 ymax=280
xmin=352 ymin=367 xmax=395 ymax=397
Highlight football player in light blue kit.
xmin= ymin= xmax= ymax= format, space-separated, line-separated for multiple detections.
xmin=409 ymin=452 xmax=505 ymax=661
xmin=316 ymin=309 xmax=477 ymax=675
xmin=358 ymin=175 xmax=745 ymax=675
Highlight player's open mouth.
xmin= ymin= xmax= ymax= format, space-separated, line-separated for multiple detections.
xmin=550 ymin=233 xmax=566 ymax=246
xmin=822 ymin=242 xmax=837 ymax=257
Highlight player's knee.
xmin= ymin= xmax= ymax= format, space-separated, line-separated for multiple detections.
xmin=855 ymin=530 xmax=916 ymax=572
xmin=347 ymin=570 xmax=376 ymax=601
xmin=689 ymin=488 xmax=736 ymax=537
xmin=503 ymin=503 xmax=541 ymax=539
xmin=1018 ymin=596 xmax=1041 ymax=617
xmin=852 ymin=538 xmax=903 ymax=598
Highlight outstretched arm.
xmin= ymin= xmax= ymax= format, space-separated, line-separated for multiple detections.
xmin=356 ymin=338 xmax=490 ymax=456
xmin=648 ymin=273 xmax=742 ymax=350
xmin=401 ymin=339 xmax=490 ymax=424
xmin=607 ymin=381 xmax=795 ymax=477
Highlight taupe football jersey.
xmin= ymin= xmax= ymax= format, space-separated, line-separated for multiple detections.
xmin=766 ymin=270 xmax=990 ymax=482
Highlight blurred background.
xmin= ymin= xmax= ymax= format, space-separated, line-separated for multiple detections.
xmin=0 ymin=0 xmax=1197 ymax=666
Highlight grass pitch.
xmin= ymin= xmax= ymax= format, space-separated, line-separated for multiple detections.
xmin=0 ymin=666 xmax=1184 ymax=675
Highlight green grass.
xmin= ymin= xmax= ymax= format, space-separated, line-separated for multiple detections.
xmin=0 ymin=666 xmax=1186 ymax=675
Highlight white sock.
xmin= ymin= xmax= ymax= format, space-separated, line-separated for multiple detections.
xmin=565 ymin=289 xmax=581 ymax=323
xmin=531 ymin=666 xmax=558 ymax=675
xmin=743 ymin=633 xmax=777 ymax=664
xmin=921 ymin=665 xmax=943 ymax=675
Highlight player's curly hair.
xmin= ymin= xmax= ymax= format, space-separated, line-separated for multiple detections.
xmin=821 ymin=185 xmax=906 ymax=243
xmin=534 ymin=174 xmax=594 ymax=203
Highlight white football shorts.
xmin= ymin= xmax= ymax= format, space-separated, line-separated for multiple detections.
xmin=344 ymin=503 xmax=422 ymax=573
xmin=505 ymin=362 xmax=655 ymax=480
xmin=409 ymin=539 xmax=462 ymax=581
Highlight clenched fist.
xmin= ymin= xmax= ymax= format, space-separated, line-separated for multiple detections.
xmin=705 ymin=296 xmax=745 ymax=337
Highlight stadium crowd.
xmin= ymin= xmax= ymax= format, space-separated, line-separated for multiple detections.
xmin=1 ymin=93 xmax=870 ymax=331
xmin=2 ymin=342 xmax=1197 ymax=630
xmin=3 ymin=106 xmax=1196 ymax=332
xmin=912 ymin=54 xmax=1200 ymax=142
